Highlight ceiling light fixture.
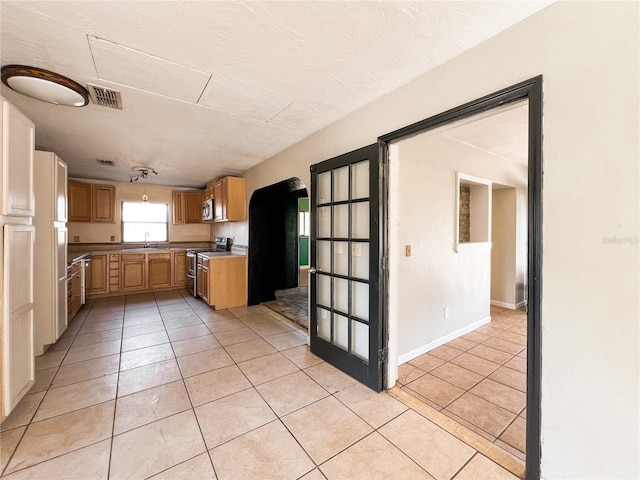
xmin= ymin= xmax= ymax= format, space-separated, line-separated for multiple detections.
xmin=1 ymin=65 xmax=89 ymax=107
xmin=130 ymin=166 xmax=158 ymax=183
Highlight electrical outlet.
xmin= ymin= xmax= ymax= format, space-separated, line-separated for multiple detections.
xmin=110 ymin=235 xmax=115 ymax=241
xmin=405 ymin=245 xmax=411 ymax=257
xmin=73 ymin=236 xmax=80 ymax=243
xmin=444 ymin=307 xmax=450 ymax=319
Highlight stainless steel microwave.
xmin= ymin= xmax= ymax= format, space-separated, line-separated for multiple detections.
xmin=202 ymin=198 xmax=214 ymax=221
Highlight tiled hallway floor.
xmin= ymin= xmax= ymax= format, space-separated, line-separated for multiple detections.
xmin=398 ymin=306 xmax=527 ymax=461
xmin=1 ymin=291 xmax=519 ymax=480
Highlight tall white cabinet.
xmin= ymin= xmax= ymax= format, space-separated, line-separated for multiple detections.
xmin=33 ymin=151 xmax=68 ymax=355
xmin=0 ymin=96 xmax=36 ymax=420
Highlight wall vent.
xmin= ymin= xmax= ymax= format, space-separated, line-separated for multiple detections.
xmin=96 ymin=159 xmax=115 ymax=167
xmin=87 ymin=84 xmax=123 ymax=109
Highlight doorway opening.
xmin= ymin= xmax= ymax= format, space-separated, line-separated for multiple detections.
xmin=378 ymin=77 xmax=541 ymax=479
xmin=247 ymin=177 xmax=309 ymax=328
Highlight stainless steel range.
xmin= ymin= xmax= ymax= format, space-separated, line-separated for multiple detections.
xmin=186 ymin=237 xmax=231 ymax=297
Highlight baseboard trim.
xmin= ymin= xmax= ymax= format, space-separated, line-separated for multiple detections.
xmin=490 ymin=300 xmax=527 ymax=310
xmin=397 ymin=316 xmax=491 ymax=365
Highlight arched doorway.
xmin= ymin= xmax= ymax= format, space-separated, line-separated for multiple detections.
xmin=247 ymin=178 xmax=308 ymax=320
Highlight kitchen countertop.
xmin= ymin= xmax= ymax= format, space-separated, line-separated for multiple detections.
xmin=67 ymin=244 xmax=202 ymax=265
xmin=198 ymin=252 xmax=246 ymax=259
xmin=68 ymin=243 xmax=247 ymax=264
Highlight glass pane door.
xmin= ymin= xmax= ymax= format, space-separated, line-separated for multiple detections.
xmin=310 ymin=144 xmax=382 ymax=391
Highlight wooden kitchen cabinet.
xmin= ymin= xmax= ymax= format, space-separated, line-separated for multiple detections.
xmin=67 ymin=181 xmax=115 ymax=223
xmin=204 ymin=180 xmax=215 ymax=201
xmin=173 ymin=250 xmax=187 ymax=286
xmin=87 ymin=254 xmax=108 ymax=294
xmin=68 ymin=180 xmax=91 ymax=222
xmin=67 ymin=262 xmax=82 ymax=321
xmin=148 ymin=253 xmax=172 ymax=289
xmin=1 ymin=225 xmax=36 ymax=419
xmin=213 ymin=176 xmax=245 ymax=222
xmin=1 ymin=98 xmax=36 ymax=420
xmin=120 ymin=253 xmax=146 ymax=291
xmin=91 ymin=184 xmax=115 ymax=222
xmin=1 ymin=99 xmax=35 ymax=217
xmin=185 ymin=191 xmax=203 ymax=223
xmin=196 ymin=258 xmax=209 ymax=304
xmin=172 ymin=190 xmax=202 ymax=224
xmin=172 ymin=191 xmax=185 ymax=224
xmin=198 ymin=255 xmax=247 ymax=309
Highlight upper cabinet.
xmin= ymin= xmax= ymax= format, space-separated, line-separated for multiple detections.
xmin=204 ymin=180 xmax=215 ymax=201
xmin=213 ymin=176 xmax=246 ymax=222
xmin=172 ymin=190 xmax=202 ymax=224
xmin=1 ymin=98 xmax=35 ymax=217
xmin=68 ymin=180 xmax=91 ymax=222
xmin=91 ymin=184 xmax=116 ymax=222
xmin=67 ymin=180 xmax=115 ymax=223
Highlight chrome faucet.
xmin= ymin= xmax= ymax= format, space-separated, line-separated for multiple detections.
xmin=144 ymin=232 xmax=149 ymax=248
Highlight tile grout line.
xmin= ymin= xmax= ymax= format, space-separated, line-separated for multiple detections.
xmin=150 ymin=293 xmax=220 ymax=480
xmin=0 ymin=300 xmax=105 ymax=477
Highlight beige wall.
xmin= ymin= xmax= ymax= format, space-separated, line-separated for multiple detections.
xmin=491 ymin=187 xmax=518 ymax=307
xmin=215 ymin=2 xmax=639 ymax=477
xmin=68 ymin=179 xmax=211 ymax=243
xmin=390 ymin=133 xmax=527 ymax=362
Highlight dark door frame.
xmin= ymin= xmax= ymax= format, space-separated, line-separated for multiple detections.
xmin=378 ymin=76 xmax=543 ymax=480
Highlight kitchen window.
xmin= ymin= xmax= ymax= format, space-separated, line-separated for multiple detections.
xmin=121 ymin=202 xmax=169 ymax=243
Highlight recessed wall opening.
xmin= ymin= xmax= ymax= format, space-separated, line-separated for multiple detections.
xmin=456 ymin=173 xmax=491 ymax=248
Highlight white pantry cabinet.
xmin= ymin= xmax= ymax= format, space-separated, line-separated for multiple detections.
xmin=1 ymin=225 xmax=35 ymax=417
xmin=1 ymin=99 xmax=35 ymax=217
xmin=0 ymin=96 xmax=36 ymax=421
xmin=33 ymin=151 xmax=69 ymax=355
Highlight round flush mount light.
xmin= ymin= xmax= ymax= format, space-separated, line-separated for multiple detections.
xmin=1 ymin=65 xmax=89 ymax=107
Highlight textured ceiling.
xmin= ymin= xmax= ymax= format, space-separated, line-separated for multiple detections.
xmin=443 ymin=102 xmax=529 ymax=166
xmin=0 ymin=1 xmax=551 ymax=187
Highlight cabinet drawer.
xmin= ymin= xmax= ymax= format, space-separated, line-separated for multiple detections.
xmin=148 ymin=253 xmax=171 ymax=260
xmin=109 ymin=269 xmax=119 ymax=278
xmin=121 ymin=253 xmax=145 ymax=261
xmin=110 ymin=254 xmax=119 ymax=261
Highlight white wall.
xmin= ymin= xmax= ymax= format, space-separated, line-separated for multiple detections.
xmin=217 ymin=2 xmax=640 ymax=477
xmin=68 ymin=179 xmax=211 ymax=243
xmin=391 ymin=133 xmax=526 ymax=362
xmin=491 ymin=187 xmax=518 ymax=307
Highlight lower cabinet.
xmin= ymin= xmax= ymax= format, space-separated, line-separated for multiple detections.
xmin=120 ymin=254 xmax=146 ymax=291
xmin=148 ymin=253 xmax=172 ymax=289
xmin=173 ymin=251 xmax=187 ymax=286
xmin=198 ymin=256 xmax=247 ymax=310
xmin=86 ymin=249 xmax=188 ymax=299
xmin=88 ymin=254 xmax=108 ymax=294
xmin=67 ymin=262 xmax=82 ymax=322
xmin=197 ymin=261 xmax=209 ymax=304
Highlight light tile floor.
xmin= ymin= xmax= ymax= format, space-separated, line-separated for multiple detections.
xmin=398 ymin=305 xmax=527 ymax=461
xmin=1 ymin=291 xmax=519 ymax=479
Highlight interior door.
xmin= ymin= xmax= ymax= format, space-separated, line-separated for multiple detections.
xmin=310 ymin=144 xmax=383 ymax=391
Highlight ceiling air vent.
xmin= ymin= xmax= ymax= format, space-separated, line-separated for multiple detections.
xmin=96 ymin=159 xmax=115 ymax=167
xmin=86 ymin=84 xmax=123 ymax=109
